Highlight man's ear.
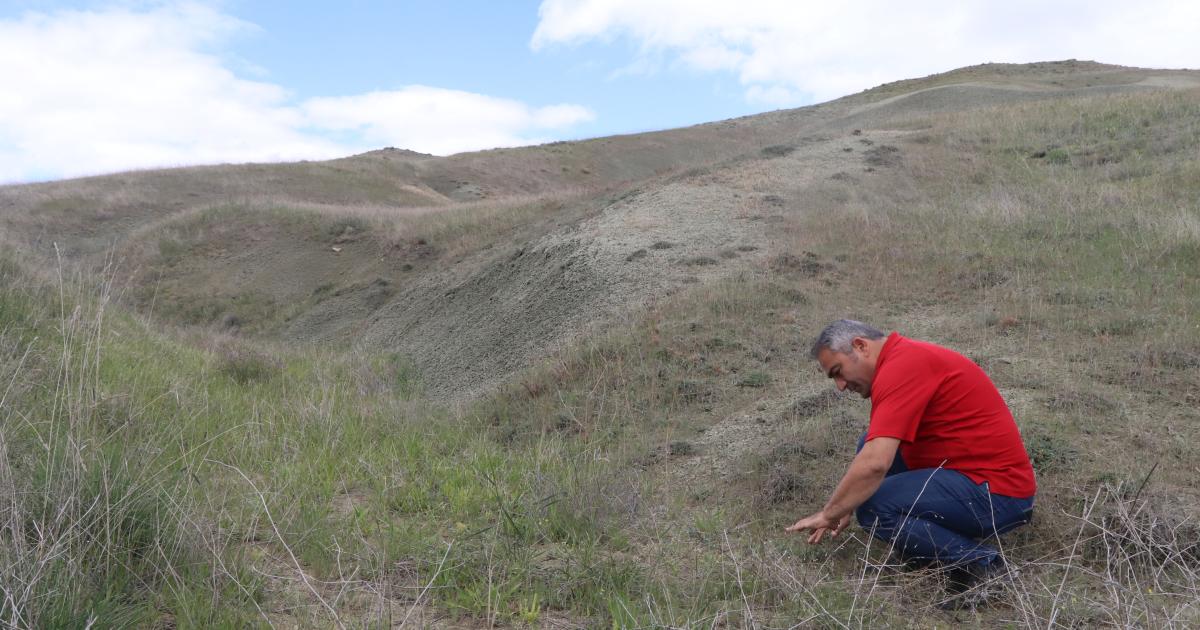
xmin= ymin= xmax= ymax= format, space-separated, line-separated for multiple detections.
xmin=851 ymin=337 xmax=868 ymax=354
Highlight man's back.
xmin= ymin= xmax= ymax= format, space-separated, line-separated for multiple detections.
xmin=867 ymin=333 xmax=1036 ymax=498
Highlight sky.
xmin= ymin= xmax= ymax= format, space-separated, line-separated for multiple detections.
xmin=1 ymin=1 xmax=1198 ymax=184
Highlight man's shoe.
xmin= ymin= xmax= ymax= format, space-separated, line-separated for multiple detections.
xmin=940 ymin=558 xmax=1012 ymax=610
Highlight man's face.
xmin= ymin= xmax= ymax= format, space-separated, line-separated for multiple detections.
xmin=816 ymin=343 xmax=876 ymax=399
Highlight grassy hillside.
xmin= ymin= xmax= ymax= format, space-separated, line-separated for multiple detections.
xmin=1 ymin=62 xmax=1199 ymax=627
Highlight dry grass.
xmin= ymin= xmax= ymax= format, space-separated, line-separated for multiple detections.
xmin=849 ymin=59 xmax=1160 ymax=104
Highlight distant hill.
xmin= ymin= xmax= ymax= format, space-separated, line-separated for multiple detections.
xmin=2 ymin=60 xmax=1198 ymax=399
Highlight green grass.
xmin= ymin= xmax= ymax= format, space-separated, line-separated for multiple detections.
xmin=0 ymin=253 xmax=856 ymax=626
xmin=0 ymin=256 xmax=717 ymax=627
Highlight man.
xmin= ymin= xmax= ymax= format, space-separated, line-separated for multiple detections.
xmin=785 ymin=319 xmax=1036 ymax=604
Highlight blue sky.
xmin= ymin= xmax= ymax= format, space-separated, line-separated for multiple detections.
xmin=221 ymin=1 xmax=753 ymax=138
xmin=1 ymin=1 xmax=1198 ymax=183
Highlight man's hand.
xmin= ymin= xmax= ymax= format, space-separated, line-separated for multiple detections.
xmin=785 ymin=510 xmax=852 ymax=544
xmin=786 ymin=437 xmax=897 ymax=544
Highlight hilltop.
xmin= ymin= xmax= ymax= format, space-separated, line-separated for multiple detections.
xmin=1 ymin=60 xmax=1198 ymax=627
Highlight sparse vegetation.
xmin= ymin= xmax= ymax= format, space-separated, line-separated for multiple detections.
xmin=1 ymin=64 xmax=1198 ymax=627
xmin=1045 ymin=147 xmax=1070 ymax=164
xmin=737 ymin=371 xmax=772 ymax=388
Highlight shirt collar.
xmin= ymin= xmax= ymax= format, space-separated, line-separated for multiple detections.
xmin=875 ymin=331 xmax=903 ymax=373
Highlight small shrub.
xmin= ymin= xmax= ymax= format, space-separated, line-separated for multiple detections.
xmin=737 ymin=371 xmax=772 ymax=388
xmin=1165 ymin=242 xmax=1200 ymax=273
xmin=668 ymin=440 xmax=696 ymax=456
xmin=703 ymin=336 xmax=726 ymax=349
xmin=1132 ymin=347 xmax=1200 ymax=370
xmin=781 ymin=390 xmax=844 ymax=420
xmin=957 ymin=268 xmax=1009 ymax=289
xmin=675 ymin=380 xmax=716 ymax=404
xmin=385 ymin=352 xmax=422 ymax=398
xmin=770 ymin=252 xmax=827 ymax=276
xmin=157 ymin=238 xmax=187 ymax=264
xmin=1090 ymin=317 xmax=1146 ymax=337
xmin=1026 ymin=431 xmax=1078 ymax=473
xmin=216 ymin=344 xmax=279 ymax=384
xmin=1045 ymin=147 xmax=1070 ymax=164
xmin=759 ymin=467 xmax=806 ymax=506
xmin=325 ymin=215 xmax=370 ymax=239
xmin=1042 ymin=390 xmax=1115 ymax=413
xmin=364 ymin=278 xmax=394 ymax=310
xmin=761 ymin=144 xmax=796 ymax=158
xmin=863 ymin=144 xmax=901 ymax=167
xmin=1085 ymin=485 xmax=1200 ymax=566
xmin=678 ymin=166 xmax=710 ymax=179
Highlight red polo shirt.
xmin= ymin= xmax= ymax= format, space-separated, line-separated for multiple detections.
xmin=866 ymin=333 xmax=1037 ymax=498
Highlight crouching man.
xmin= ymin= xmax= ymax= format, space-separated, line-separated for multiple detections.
xmin=785 ymin=320 xmax=1036 ymax=605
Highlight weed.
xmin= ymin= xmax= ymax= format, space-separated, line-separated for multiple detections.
xmin=758 ymin=466 xmax=807 ymax=506
xmin=157 ymin=237 xmax=188 ymax=264
xmin=770 ymin=252 xmax=827 ymax=276
xmin=737 ymin=371 xmax=772 ymax=388
xmin=1025 ymin=431 xmax=1079 ymax=473
xmin=325 ymin=215 xmax=370 ymax=240
xmin=1042 ymin=390 xmax=1115 ymax=413
xmin=675 ymin=380 xmax=716 ymax=405
xmin=214 ymin=342 xmax=279 ymax=384
xmin=1045 ymin=147 xmax=1070 ymax=164
xmin=668 ymin=440 xmax=696 ymax=457
xmin=761 ymin=144 xmax=796 ymax=158
xmin=863 ymin=144 xmax=902 ymax=167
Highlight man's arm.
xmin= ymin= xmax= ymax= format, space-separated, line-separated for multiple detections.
xmin=785 ymin=437 xmax=901 ymax=543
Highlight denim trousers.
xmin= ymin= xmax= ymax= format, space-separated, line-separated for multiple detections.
xmin=854 ymin=434 xmax=1034 ymax=568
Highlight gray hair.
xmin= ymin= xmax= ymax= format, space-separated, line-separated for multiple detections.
xmin=809 ymin=319 xmax=886 ymax=359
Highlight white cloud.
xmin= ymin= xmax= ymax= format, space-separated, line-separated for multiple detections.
xmin=0 ymin=3 xmax=593 ymax=184
xmin=533 ymin=0 xmax=1200 ymax=106
xmin=303 ymin=88 xmax=593 ymax=156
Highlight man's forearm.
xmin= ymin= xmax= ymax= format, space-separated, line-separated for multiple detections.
xmin=821 ymin=454 xmax=888 ymax=521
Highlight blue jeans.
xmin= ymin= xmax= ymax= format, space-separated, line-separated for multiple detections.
xmin=855 ymin=434 xmax=1034 ymax=568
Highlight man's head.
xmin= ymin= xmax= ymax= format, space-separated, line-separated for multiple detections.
xmin=810 ymin=319 xmax=888 ymax=398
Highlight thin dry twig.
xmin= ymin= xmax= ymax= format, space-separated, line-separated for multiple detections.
xmin=399 ymin=541 xmax=453 ymax=629
xmin=207 ymin=458 xmax=346 ymax=630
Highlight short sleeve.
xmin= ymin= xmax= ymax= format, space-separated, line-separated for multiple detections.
xmin=867 ymin=359 xmax=941 ymax=443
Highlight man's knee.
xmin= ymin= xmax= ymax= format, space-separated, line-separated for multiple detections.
xmin=854 ymin=472 xmax=920 ymax=533
xmin=856 ymin=496 xmax=890 ymax=532
xmin=855 ymin=504 xmax=874 ymax=530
